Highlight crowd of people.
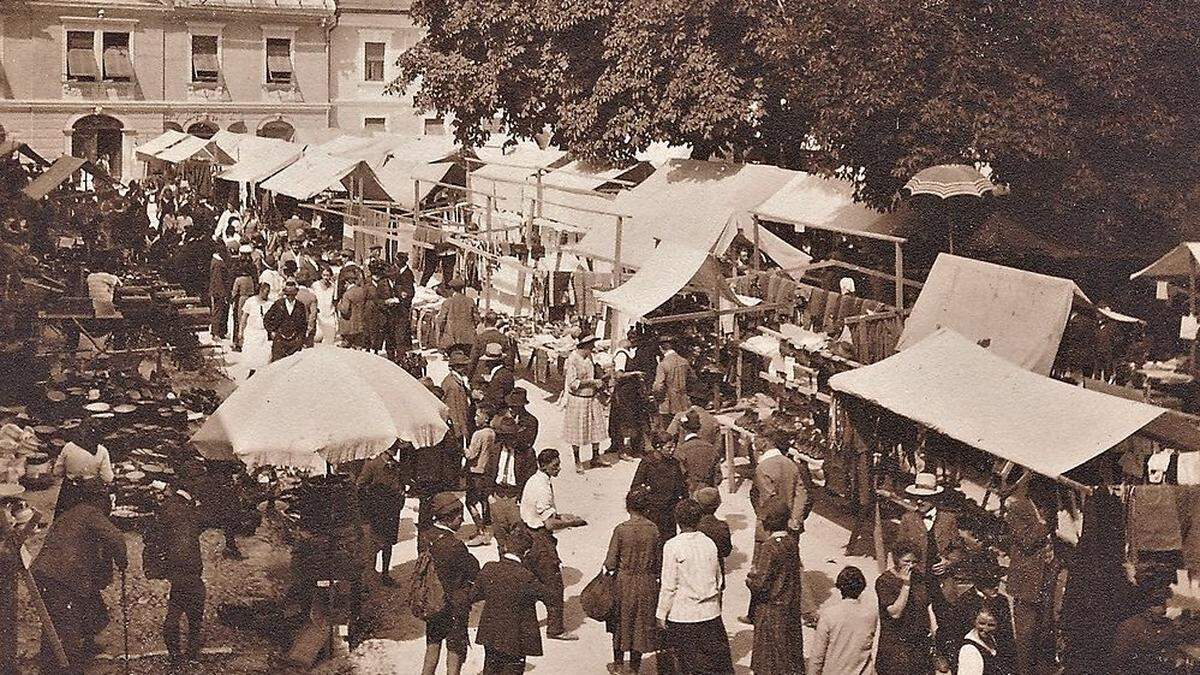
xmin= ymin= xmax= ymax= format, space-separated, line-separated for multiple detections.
xmin=12 ymin=166 xmax=1200 ymax=675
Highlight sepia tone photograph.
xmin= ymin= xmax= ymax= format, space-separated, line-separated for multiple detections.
xmin=1 ymin=0 xmax=1198 ymax=673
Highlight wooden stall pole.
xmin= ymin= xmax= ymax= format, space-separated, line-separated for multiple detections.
xmin=752 ymin=217 xmax=761 ymax=271
xmin=1191 ymin=255 xmax=1197 ymax=376
xmin=613 ymin=216 xmax=624 ymax=285
xmin=893 ymin=241 xmax=905 ymax=312
xmin=484 ymin=194 xmax=494 ymax=312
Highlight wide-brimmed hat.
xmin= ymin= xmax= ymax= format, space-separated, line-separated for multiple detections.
xmin=448 ymin=352 xmax=471 ymax=367
xmin=905 ymin=472 xmax=944 ymax=498
xmin=430 ymin=491 xmax=463 ymax=519
xmin=577 ymin=335 xmax=598 ymax=349
xmin=505 ymin=388 xmax=529 ymax=407
xmin=482 ymin=343 xmax=504 ymax=359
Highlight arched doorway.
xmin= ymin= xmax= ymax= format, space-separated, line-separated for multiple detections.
xmin=186 ymin=121 xmax=218 ymax=139
xmin=227 ymin=121 xmax=248 ymax=134
xmin=257 ymin=120 xmax=294 ymax=141
xmin=72 ymin=114 xmax=123 ymax=179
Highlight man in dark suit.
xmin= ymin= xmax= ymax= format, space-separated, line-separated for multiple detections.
xmin=386 ymin=252 xmax=416 ymax=357
xmin=31 ymin=485 xmax=128 ymax=673
xmin=208 ymin=248 xmax=231 ymax=340
xmin=476 ymin=344 xmax=516 ymax=409
xmin=422 ymin=493 xmax=480 ymax=675
xmin=674 ymin=411 xmax=722 ymax=494
xmin=441 ymin=352 xmax=474 ymax=450
xmin=363 ymin=261 xmax=390 ymax=354
xmin=335 ymin=249 xmax=364 ymax=300
xmin=469 ymin=526 xmax=548 ymax=673
xmin=469 ymin=312 xmax=514 ymax=379
xmin=1005 ymin=476 xmax=1057 ymax=675
xmin=896 ymin=473 xmax=965 ymax=621
xmin=146 ymin=474 xmax=205 ymax=665
xmin=263 ymin=279 xmax=308 ymax=362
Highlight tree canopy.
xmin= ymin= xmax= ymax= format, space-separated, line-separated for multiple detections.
xmin=393 ymin=0 xmax=1200 ymax=251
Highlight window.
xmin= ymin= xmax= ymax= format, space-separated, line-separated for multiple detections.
xmin=101 ymin=32 xmax=132 ymax=82
xmin=66 ymin=30 xmax=97 ymax=81
xmin=423 ymin=117 xmax=445 ymax=136
xmin=364 ymin=42 xmax=385 ymax=82
xmin=364 ymin=117 xmax=387 ymax=132
xmin=265 ymin=37 xmax=293 ymax=84
xmin=191 ymin=34 xmax=219 ymax=83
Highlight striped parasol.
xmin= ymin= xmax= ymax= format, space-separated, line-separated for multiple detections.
xmin=903 ymin=164 xmax=995 ymax=199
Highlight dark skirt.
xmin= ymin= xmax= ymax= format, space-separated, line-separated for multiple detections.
xmin=749 ymin=603 xmax=804 ymax=674
xmin=361 ymin=485 xmax=403 ymax=546
xmin=609 ymin=377 xmax=650 ymax=435
xmin=607 ymin=572 xmax=660 ymax=653
xmin=665 ymin=617 xmax=733 ymax=674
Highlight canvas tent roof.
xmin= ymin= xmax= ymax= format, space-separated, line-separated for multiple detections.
xmin=21 ymin=156 xmax=105 ymax=199
xmin=217 ymin=136 xmax=305 ymax=183
xmin=260 ymin=151 xmax=389 ymax=201
xmin=135 ymin=130 xmax=188 ymax=161
xmin=573 ymin=159 xmax=798 ymax=269
xmin=469 ymin=145 xmax=568 ymax=212
xmin=375 ymin=159 xmax=456 ymax=209
xmin=539 ymin=160 xmax=654 ymax=194
xmin=829 ymin=329 xmax=1170 ymax=478
xmin=896 ymin=254 xmax=1090 ymax=375
xmin=596 ymin=246 xmax=742 ymax=321
xmin=752 ymin=173 xmax=905 ymax=242
xmin=152 ymin=134 xmax=234 ymax=165
xmin=1130 ymin=243 xmax=1200 ymax=280
xmin=0 ymin=140 xmax=49 ymax=166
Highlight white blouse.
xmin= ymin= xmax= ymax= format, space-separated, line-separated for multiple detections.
xmin=52 ymin=442 xmax=114 ymax=483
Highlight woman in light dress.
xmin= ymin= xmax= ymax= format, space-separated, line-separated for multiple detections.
xmin=312 ymin=266 xmax=338 ymax=345
xmin=240 ymin=282 xmax=273 ymax=374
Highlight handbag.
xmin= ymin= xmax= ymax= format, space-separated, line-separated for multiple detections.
xmin=579 ymin=569 xmax=616 ymax=622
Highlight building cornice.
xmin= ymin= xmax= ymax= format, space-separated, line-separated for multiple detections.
xmin=0 ymin=100 xmax=332 ymax=114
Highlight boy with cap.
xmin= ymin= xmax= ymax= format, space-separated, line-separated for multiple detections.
xmin=422 ymin=492 xmax=480 ymax=675
xmin=476 ymin=343 xmax=516 ymax=408
xmin=470 ymin=526 xmax=548 ymax=673
xmin=146 ymin=468 xmax=206 ymax=665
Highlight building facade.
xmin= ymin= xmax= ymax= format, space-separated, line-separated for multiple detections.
xmin=0 ymin=0 xmax=433 ymax=181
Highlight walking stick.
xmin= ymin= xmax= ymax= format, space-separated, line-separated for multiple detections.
xmin=120 ymin=569 xmax=130 ymax=675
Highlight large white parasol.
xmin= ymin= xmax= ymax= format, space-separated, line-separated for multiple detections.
xmin=192 ymin=346 xmax=450 ymax=471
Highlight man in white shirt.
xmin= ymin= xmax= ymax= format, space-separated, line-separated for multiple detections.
xmin=657 ymin=497 xmax=733 ymax=673
xmin=520 ymin=449 xmax=577 ymax=641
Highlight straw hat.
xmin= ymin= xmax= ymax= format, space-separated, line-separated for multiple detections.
xmin=905 ymin=472 xmax=944 ymax=498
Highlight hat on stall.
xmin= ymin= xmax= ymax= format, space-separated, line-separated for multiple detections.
xmin=505 ymin=388 xmax=529 ymax=407
xmin=692 ymin=487 xmax=721 ymax=514
xmin=430 ymin=491 xmax=463 ymax=519
xmin=482 ymin=343 xmax=504 ymax=359
xmin=905 ymin=472 xmax=944 ymax=498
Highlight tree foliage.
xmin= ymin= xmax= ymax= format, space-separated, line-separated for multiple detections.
xmin=394 ymin=0 xmax=1200 ymax=250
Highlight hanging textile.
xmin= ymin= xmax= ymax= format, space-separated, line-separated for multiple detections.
xmin=1128 ymin=484 xmax=1183 ymax=553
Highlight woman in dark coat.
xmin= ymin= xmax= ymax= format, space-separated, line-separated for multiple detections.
xmin=876 ymin=541 xmax=933 ymax=675
xmin=355 ymin=446 xmax=409 ymax=585
xmin=609 ymin=339 xmax=652 ymax=459
xmin=746 ymin=497 xmax=804 ymax=674
xmin=630 ymin=433 xmax=687 ymax=544
xmin=604 ymin=487 xmax=662 ymax=674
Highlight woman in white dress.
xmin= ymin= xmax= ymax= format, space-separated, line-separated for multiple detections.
xmin=562 ymin=335 xmax=609 ymax=473
xmin=312 ymin=266 xmax=338 ymax=345
xmin=240 ymin=282 xmax=273 ymax=374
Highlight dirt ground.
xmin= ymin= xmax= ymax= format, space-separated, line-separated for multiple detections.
xmin=13 ymin=349 xmax=878 ymax=674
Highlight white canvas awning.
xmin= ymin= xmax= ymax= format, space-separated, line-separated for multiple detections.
xmin=1130 ymin=243 xmax=1200 ymax=280
xmin=153 ymin=134 xmax=234 ymax=165
xmin=217 ymin=136 xmax=305 ymax=184
xmin=260 ymin=151 xmax=389 ymax=201
xmin=135 ymin=130 xmax=188 ymax=161
xmin=829 ymin=329 xmax=1169 ymax=477
xmin=596 ymin=246 xmax=741 ymax=321
xmin=752 ymin=172 xmax=905 ymax=242
xmin=896 ymin=253 xmax=1090 ymax=375
xmin=573 ymin=159 xmax=798 ymax=269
